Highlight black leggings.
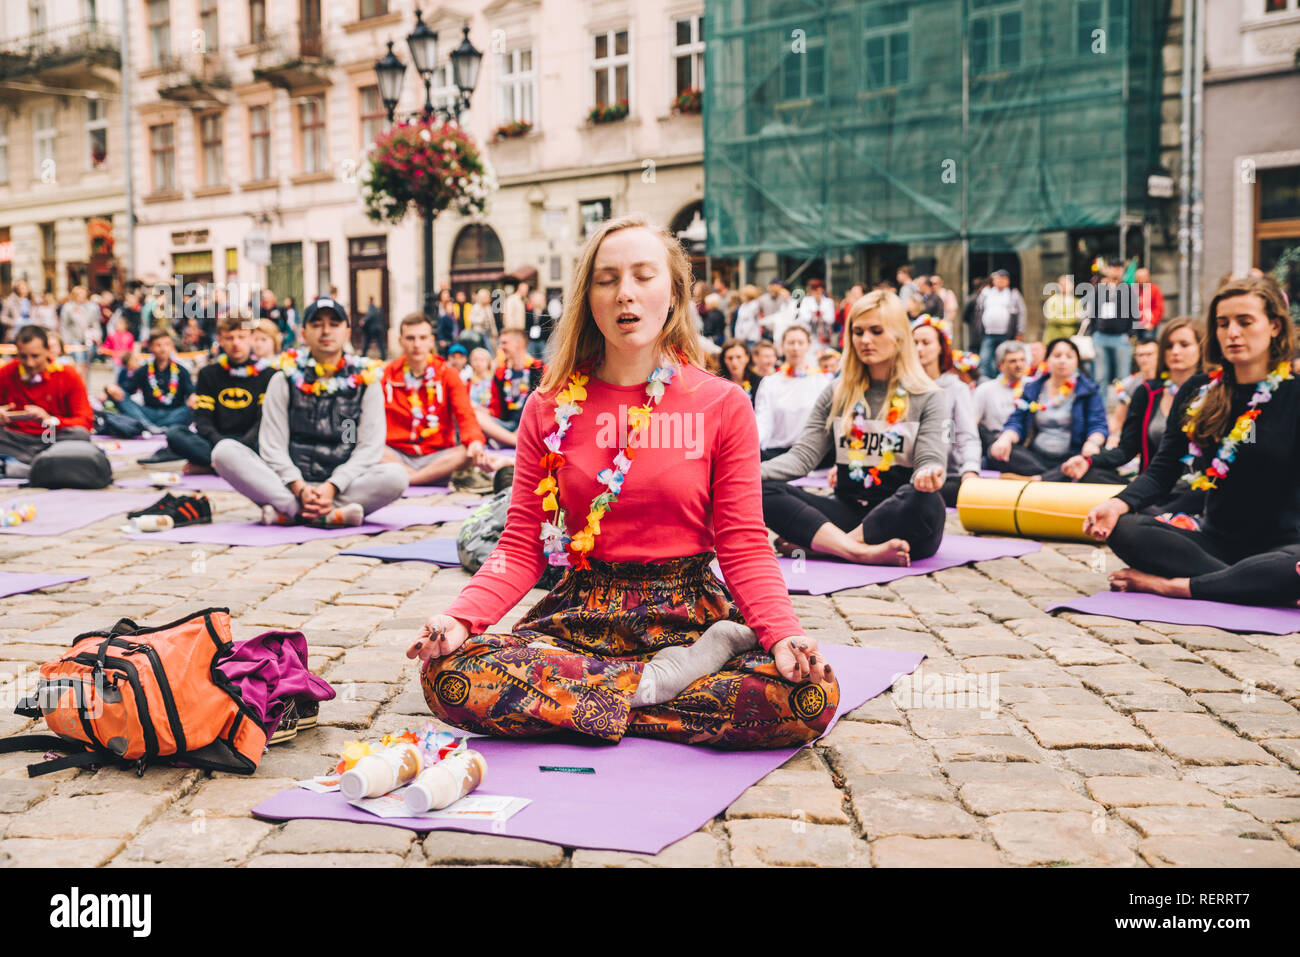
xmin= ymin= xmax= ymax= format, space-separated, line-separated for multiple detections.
xmin=1107 ymin=514 xmax=1300 ymax=606
xmin=1040 ymin=462 xmax=1126 ymax=485
xmin=762 ymin=480 xmax=946 ymax=561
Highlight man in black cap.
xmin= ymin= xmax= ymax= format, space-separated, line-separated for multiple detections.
xmin=212 ymin=296 xmax=408 ymax=526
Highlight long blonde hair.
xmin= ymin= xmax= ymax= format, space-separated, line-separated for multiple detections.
xmin=827 ymin=290 xmax=938 ymax=435
xmin=539 ymin=214 xmax=705 ymax=394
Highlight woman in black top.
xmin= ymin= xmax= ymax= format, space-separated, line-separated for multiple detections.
xmin=718 ymin=338 xmax=763 ymax=406
xmin=1049 ymin=316 xmax=1205 ymax=515
xmin=1084 ymin=277 xmax=1300 ymax=606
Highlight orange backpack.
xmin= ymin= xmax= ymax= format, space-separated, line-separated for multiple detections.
xmin=4 ymin=608 xmax=267 ymax=777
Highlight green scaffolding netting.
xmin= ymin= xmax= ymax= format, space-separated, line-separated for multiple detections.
xmin=703 ymin=0 xmax=1170 ymax=259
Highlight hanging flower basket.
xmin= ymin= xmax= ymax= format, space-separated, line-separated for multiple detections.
xmin=673 ymin=88 xmax=702 ymax=115
xmin=493 ymin=120 xmax=533 ymax=140
xmin=587 ymin=99 xmax=629 ymax=125
xmin=359 ymin=116 xmax=497 ymax=225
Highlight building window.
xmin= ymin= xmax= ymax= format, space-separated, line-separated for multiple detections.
xmin=671 ymin=15 xmax=704 ymax=96
xmin=199 ymin=112 xmax=224 ymax=185
xmin=580 ymin=198 xmax=612 ymax=238
xmin=0 ymin=117 xmax=9 ymax=185
xmin=781 ymin=35 xmax=825 ymax=99
xmin=1257 ymin=166 xmax=1300 ymax=313
xmin=29 ymin=0 xmax=47 ymax=35
xmin=592 ymin=29 xmax=629 ymax=107
xmin=431 ymin=63 xmax=458 ymax=115
xmin=150 ymin=122 xmax=176 ymax=192
xmin=299 ymin=95 xmax=327 ymax=173
xmin=249 ymin=0 xmax=266 ymax=43
xmin=360 ymin=0 xmax=388 ymax=17
xmin=1265 ymin=0 xmax=1288 ymax=12
xmin=86 ymin=98 xmax=108 ymax=169
xmin=863 ymin=3 xmax=910 ymax=89
xmin=316 ymin=240 xmax=331 ymax=296
xmin=1076 ymin=0 xmax=1125 ymax=55
xmin=34 ymin=107 xmax=56 ymax=182
xmin=199 ymin=0 xmax=218 ymax=50
xmin=148 ymin=0 xmax=170 ymax=66
xmin=497 ymin=48 xmax=536 ymax=125
xmin=359 ymin=85 xmax=385 ymax=148
xmin=249 ymin=104 xmax=271 ymax=180
xmin=83 ymin=0 xmax=97 ymax=25
xmin=971 ymin=0 xmax=1022 ymax=74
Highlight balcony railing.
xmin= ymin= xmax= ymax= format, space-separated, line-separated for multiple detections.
xmin=157 ymin=50 xmax=231 ymax=102
xmin=0 ymin=18 xmax=121 ymax=79
xmin=250 ymin=28 xmax=331 ymax=90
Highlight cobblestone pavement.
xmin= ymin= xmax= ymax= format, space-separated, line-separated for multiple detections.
xmin=1 ymin=460 xmax=1298 ymax=867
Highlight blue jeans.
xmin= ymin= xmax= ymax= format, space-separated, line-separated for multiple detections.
xmin=1092 ymin=332 xmax=1133 ymax=391
xmin=979 ymin=333 xmax=1009 ymax=380
xmin=115 ymin=396 xmax=193 ymax=434
xmin=165 ymin=426 xmax=216 ymax=465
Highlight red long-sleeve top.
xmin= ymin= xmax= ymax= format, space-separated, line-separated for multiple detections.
xmin=445 ymin=362 xmax=802 ymax=651
xmin=382 ymin=355 xmax=484 ymax=456
xmin=0 ymin=360 xmax=94 ymax=434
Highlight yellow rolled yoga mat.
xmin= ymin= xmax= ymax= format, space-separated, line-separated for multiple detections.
xmin=956 ymin=478 xmax=1126 ymax=543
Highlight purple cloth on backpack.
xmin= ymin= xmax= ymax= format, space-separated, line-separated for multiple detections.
xmin=216 ymin=630 xmax=335 ymax=735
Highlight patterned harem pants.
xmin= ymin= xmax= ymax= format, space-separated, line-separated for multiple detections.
xmin=421 ymin=552 xmax=840 ymax=749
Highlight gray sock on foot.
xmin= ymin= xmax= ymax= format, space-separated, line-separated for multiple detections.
xmin=630 ymin=619 xmax=758 ymax=708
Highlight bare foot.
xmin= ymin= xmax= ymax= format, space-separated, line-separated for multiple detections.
xmin=1108 ymin=568 xmax=1190 ymax=598
xmin=485 ymin=453 xmax=512 ymax=471
xmin=183 ymin=462 xmax=214 ymax=475
xmin=851 ymin=538 xmax=910 ymax=567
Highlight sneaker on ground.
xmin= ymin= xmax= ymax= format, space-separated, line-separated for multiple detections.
xmin=154 ymin=493 xmax=211 ymax=527
xmin=137 ymin=447 xmax=184 ymax=465
xmin=126 ymin=492 xmax=178 ymax=519
xmin=492 ymin=464 xmax=515 ymax=494
xmin=318 ymin=503 xmax=364 ymax=527
xmin=268 ymin=699 xmax=299 ymax=745
xmin=295 ymin=698 xmax=319 ymax=731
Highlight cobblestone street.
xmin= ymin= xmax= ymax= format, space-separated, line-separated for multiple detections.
xmin=2 ymin=465 xmax=1297 ymax=868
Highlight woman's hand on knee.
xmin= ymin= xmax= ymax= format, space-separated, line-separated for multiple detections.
xmin=408 ymin=614 xmax=470 ymax=663
xmin=911 ymin=466 xmax=944 ymax=494
xmin=1060 ymin=455 xmax=1090 ymax=480
xmin=1083 ymin=498 xmax=1128 ymax=541
xmin=773 ymin=636 xmax=830 ymax=685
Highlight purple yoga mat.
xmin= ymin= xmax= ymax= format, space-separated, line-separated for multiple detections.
xmin=124 ymin=503 xmax=472 ymax=545
xmin=788 ymin=469 xmax=831 ymax=489
xmin=251 ymin=645 xmax=924 ymax=854
xmin=0 ymin=571 xmax=88 ymax=599
xmin=0 ymin=489 xmax=159 ymax=536
xmin=401 ymin=484 xmax=451 ymax=497
xmin=713 ymin=534 xmax=1042 ymax=595
xmin=93 ymin=435 xmax=168 ymax=457
xmin=1048 ymin=591 xmax=1300 ymax=636
xmin=116 ymin=474 xmax=236 ymax=492
xmin=339 ymin=538 xmax=461 ymax=565
xmin=0 ymin=478 xmax=23 ymax=486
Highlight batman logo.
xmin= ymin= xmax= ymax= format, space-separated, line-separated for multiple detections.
xmin=219 ymin=387 xmax=254 ymax=409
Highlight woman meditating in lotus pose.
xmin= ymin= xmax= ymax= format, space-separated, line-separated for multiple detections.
xmin=759 ymin=290 xmax=949 ymax=567
xmin=406 ymin=215 xmax=838 ymax=749
xmin=1085 ymin=276 xmax=1300 ymax=607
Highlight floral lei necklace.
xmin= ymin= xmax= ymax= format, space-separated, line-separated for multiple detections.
xmin=779 ymin=362 xmax=815 ymax=378
xmin=147 ymin=358 xmax=179 ymax=405
xmin=1016 ymin=373 xmax=1076 ymax=414
xmin=403 ymin=358 xmax=441 ymax=441
xmin=535 ymin=358 xmax=677 ymax=570
xmin=501 ymin=359 xmax=538 ymax=411
xmin=218 ymin=354 xmax=272 ymax=378
xmin=999 ymin=374 xmax=1024 ymax=402
xmin=279 ymin=349 xmax=379 ymax=396
xmin=845 ymin=384 xmax=908 ymax=488
xmin=1180 ymin=361 xmax=1292 ymax=491
xmin=22 ymin=358 xmax=67 ymax=385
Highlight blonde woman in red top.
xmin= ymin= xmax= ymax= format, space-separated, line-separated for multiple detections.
xmin=407 ymin=215 xmax=838 ymax=748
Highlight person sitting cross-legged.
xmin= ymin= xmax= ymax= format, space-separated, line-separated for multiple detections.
xmin=164 ymin=314 xmax=278 ymax=474
xmin=475 ymin=328 xmax=546 ymax=448
xmin=381 ymin=312 xmax=511 ymax=487
xmin=211 ymin=296 xmax=408 ymax=526
xmin=103 ymin=331 xmax=195 ymax=438
xmin=0 ymin=325 xmax=96 ymax=479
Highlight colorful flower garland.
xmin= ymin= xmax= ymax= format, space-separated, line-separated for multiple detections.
xmin=999 ymin=374 xmax=1024 ymax=403
xmin=22 ymin=358 xmax=67 ymax=385
xmin=779 ymin=363 xmax=816 ymax=378
xmin=1180 ymin=361 xmax=1292 ymax=491
xmin=501 ymin=359 xmax=539 ymax=411
xmin=147 ymin=359 xmax=179 ymax=405
xmin=218 ymin=354 xmax=273 ymax=378
xmin=404 ymin=358 xmax=441 ymax=441
xmin=535 ymin=359 xmax=676 ymax=570
xmin=1015 ymin=373 xmax=1076 ymax=414
xmin=845 ymin=384 xmax=908 ymax=488
xmin=278 ymin=349 xmax=380 ymax=396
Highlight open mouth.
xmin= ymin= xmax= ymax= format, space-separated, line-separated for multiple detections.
xmin=617 ymin=313 xmax=640 ymax=327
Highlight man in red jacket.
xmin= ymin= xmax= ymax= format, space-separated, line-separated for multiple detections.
xmin=0 ymin=325 xmax=95 ymax=478
xmin=381 ymin=313 xmax=510 ymax=487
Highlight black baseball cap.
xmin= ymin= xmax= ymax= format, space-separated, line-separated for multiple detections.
xmin=302 ymin=296 xmax=350 ymax=325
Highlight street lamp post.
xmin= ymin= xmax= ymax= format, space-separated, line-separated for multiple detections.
xmin=374 ymin=12 xmax=483 ymax=326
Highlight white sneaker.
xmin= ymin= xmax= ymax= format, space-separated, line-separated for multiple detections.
xmin=322 ymin=503 xmax=365 ymax=527
xmin=261 ymin=504 xmax=292 ymax=526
